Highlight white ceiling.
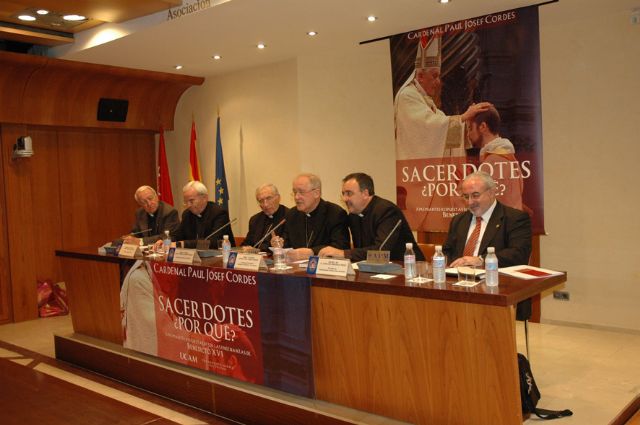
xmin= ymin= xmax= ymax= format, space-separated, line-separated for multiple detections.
xmin=51 ymin=0 xmax=628 ymax=78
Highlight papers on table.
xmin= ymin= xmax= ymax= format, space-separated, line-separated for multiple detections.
xmin=499 ymin=265 xmax=563 ymax=280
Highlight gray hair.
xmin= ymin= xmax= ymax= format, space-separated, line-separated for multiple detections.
xmin=255 ymin=183 xmax=279 ymax=197
xmin=464 ymin=171 xmax=496 ymax=190
xmin=183 ymin=180 xmax=208 ymax=196
xmin=295 ymin=173 xmax=322 ymax=192
xmin=134 ymin=185 xmax=157 ymax=202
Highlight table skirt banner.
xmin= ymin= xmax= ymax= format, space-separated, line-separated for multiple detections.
xmin=120 ymin=261 xmax=313 ymax=397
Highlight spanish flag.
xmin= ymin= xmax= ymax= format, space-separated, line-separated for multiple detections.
xmin=189 ymin=120 xmax=201 ymax=181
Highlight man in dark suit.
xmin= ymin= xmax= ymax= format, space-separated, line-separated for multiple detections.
xmin=278 ymin=173 xmax=349 ymax=261
xmin=241 ymin=183 xmax=288 ymax=251
xmin=444 ymin=171 xmax=531 ymax=268
xmin=124 ymin=186 xmax=179 ymax=245
xmin=173 ymin=181 xmax=235 ymax=249
xmin=319 ymin=172 xmax=424 ymax=262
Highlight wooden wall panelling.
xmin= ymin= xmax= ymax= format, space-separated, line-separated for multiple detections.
xmin=0 ymin=51 xmax=204 ymax=131
xmin=1 ymin=124 xmax=39 ymax=321
xmin=0 ymin=125 xmax=13 ymax=323
xmin=27 ymin=127 xmax=63 ymax=283
xmin=312 ymin=287 xmax=522 ymax=424
xmin=57 ymin=129 xmax=155 ymax=249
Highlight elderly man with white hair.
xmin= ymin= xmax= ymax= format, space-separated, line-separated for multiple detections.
xmin=172 ymin=181 xmax=235 ymax=249
xmin=123 ymin=185 xmax=179 ymax=245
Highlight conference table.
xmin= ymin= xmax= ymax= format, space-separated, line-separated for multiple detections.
xmin=56 ymin=247 xmax=566 ymax=425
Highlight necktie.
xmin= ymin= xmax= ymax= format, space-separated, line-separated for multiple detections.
xmin=463 ymin=217 xmax=482 ymax=257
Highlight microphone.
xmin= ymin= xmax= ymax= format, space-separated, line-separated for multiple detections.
xmin=204 ymin=218 xmax=238 ymax=240
xmin=128 ymin=228 xmax=151 ymax=236
xmin=378 ymin=219 xmax=402 ymax=250
xmin=253 ymin=219 xmax=286 ymax=248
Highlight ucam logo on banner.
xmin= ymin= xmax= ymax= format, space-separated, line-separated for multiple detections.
xmin=391 ymin=5 xmax=545 ymax=234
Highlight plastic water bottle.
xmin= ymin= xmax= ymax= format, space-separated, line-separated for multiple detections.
xmin=433 ymin=245 xmax=446 ymax=284
xmin=485 ymin=247 xmax=499 ymax=287
xmin=162 ymin=230 xmax=171 ymax=254
xmin=272 ymin=237 xmax=286 ymax=270
xmin=404 ymin=243 xmax=416 ymax=280
xmin=221 ymin=235 xmax=231 ymax=267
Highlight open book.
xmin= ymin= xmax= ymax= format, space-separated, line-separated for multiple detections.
xmin=499 ymin=265 xmax=563 ymax=280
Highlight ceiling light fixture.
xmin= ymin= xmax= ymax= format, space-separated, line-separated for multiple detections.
xmin=18 ymin=15 xmax=36 ymax=21
xmin=212 ymin=55 xmax=221 ymax=60
xmin=307 ymin=31 xmax=317 ymax=36
xmin=63 ymin=14 xmax=86 ymax=21
xmin=438 ymin=0 xmax=450 ymax=3
xmin=36 ymin=9 xmax=49 ymax=15
xmin=367 ymin=15 xmax=377 ymax=22
xmin=174 ymin=65 xmax=183 ymax=70
xmin=257 ymin=43 xmax=266 ymax=49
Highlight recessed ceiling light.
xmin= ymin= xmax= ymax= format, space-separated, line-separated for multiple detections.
xmin=307 ymin=31 xmax=317 ymax=36
xmin=36 ymin=9 xmax=49 ymax=15
xmin=63 ymin=14 xmax=86 ymax=21
xmin=257 ymin=43 xmax=266 ymax=49
xmin=18 ymin=15 xmax=36 ymax=21
xmin=212 ymin=55 xmax=221 ymax=60
xmin=367 ymin=15 xmax=377 ymax=22
xmin=174 ymin=65 xmax=183 ymax=70
xmin=438 ymin=0 xmax=450 ymax=3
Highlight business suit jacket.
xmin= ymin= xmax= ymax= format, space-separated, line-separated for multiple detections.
xmin=131 ymin=201 xmax=180 ymax=245
xmin=443 ymin=201 xmax=531 ymax=267
xmin=173 ymin=202 xmax=236 ymax=249
xmin=241 ymin=204 xmax=289 ymax=251
xmin=282 ymin=199 xmax=350 ymax=254
xmin=346 ymin=196 xmax=424 ymax=262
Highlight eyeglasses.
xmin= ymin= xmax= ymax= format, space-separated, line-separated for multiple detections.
xmin=183 ymin=196 xmax=203 ymax=206
xmin=257 ymin=195 xmax=275 ymax=204
xmin=460 ymin=188 xmax=490 ymax=201
xmin=291 ymin=188 xmax=318 ymax=196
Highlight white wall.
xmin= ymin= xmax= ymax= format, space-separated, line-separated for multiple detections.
xmin=538 ymin=1 xmax=640 ymax=331
xmin=166 ymin=0 xmax=640 ymax=331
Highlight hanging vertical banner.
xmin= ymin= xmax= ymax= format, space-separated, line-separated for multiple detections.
xmin=392 ymin=5 xmax=544 ymax=234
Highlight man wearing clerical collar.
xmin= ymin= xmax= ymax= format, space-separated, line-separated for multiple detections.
xmin=124 ymin=185 xmax=179 ymax=246
xmin=276 ymin=173 xmax=349 ymax=261
xmin=241 ymin=184 xmax=288 ymax=252
xmin=319 ymin=173 xmax=423 ymax=262
xmin=172 ymin=181 xmax=235 ymax=249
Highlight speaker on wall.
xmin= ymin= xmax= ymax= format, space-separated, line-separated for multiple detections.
xmin=97 ymin=98 xmax=129 ymax=122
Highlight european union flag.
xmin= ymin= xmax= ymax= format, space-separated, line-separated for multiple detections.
xmin=214 ymin=116 xmax=229 ymax=209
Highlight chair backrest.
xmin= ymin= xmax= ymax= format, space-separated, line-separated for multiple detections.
xmin=609 ymin=394 xmax=640 ymax=425
xmin=417 ymin=243 xmax=435 ymax=261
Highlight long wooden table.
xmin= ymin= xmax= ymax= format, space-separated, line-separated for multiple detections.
xmin=56 ymin=248 xmax=566 ymax=425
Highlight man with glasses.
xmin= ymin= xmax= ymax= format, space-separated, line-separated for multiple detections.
xmin=124 ymin=185 xmax=179 ymax=245
xmin=241 ymin=184 xmax=288 ymax=252
xmin=319 ymin=172 xmax=423 ymax=262
xmin=444 ymin=171 xmax=531 ymax=267
xmin=172 ymin=181 xmax=235 ymax=249
xmin=277 ymin=173 xmax=349 ymax=261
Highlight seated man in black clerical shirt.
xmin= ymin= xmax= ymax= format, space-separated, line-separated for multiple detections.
xmin=172 ymin=181 xmax=235 ymax=249
xmin=123 ymin=185 xmax=179 ymax=245
xmin=241 ymin=183 xmax=288 ymax=252
xmin=275 ymin=173 xmax=349 ymax=262
xmin=319 ymin=172 xmax=424 ymax=262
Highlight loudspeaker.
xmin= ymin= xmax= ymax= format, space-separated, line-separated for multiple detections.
xmin=97 ymin=98 xmax=129 ymax=122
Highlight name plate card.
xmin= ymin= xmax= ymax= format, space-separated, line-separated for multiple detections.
xmin=366 ymin=250 xmax=390 ymax=264
xmin=316 ymin=258 xmax=355 ymax=277
xmin=118 ymin=243 xmax=142 ymax=258
xmin=170 ymin=248 xmax=201 ymax=265
xmin=230 ymin=252 xmax=264 ymax=271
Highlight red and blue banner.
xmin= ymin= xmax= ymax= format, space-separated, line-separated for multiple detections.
xmin=121 ymin=262 xmax=313 ymax=397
